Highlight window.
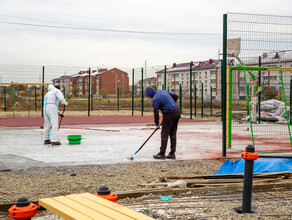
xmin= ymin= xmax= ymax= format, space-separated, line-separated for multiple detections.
xmin=205 ymin=72 xmax=207 ymax=76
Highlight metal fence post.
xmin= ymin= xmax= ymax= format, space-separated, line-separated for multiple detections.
xmin=247 ymin=85 xmax=249 ymax=116
xmin=195 ymin=85 xmax=197 ymax=117
xmin=13 ymin=85 xmax=15 ymax=118
xmin=211 ymin=86 xmax=213 ymax=116
xmin=117 ymin=87 xmax=119 ymax=111
xmin=201 ymin=83 xmax=204 ymax=118
xmin=179 ymin=84 xmax=182 ymax=117
xmin=34 ymin=86 xmax=37 ymax=111
xmin=28 ymin=86 xmax=31 ymax=117
xmin=132 ymin=69 xmax=134 ymax=115
xmin=4 ymin=86 xmax=6 ymax=112
xmin=190 ymin=62 xmax=193 ymax=119
xmin=258 ymin=56 xmax=261 ymax=123
xmin=290 ymin=79 xmax=292 ymax=124
xmin=164 ymin=66 xmax=167 ymax=90
xmin=221 ymin=13 xmax=227 ymax=157
xmin=241 ymin=145 xmax=256 ymax=213
xmin=91 ymin=88 xmax=93 ymax=111
xmin=141 ymin=68 xmax=144 ymax=116
xmin=88 ymin=68 xmax=91 ymax=116
xmin=41 ymin=66 xmax=44 ymax=117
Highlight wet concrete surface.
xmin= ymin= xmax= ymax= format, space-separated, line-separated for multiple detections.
xmin=0 ymin=121 xmax=228 ymax=170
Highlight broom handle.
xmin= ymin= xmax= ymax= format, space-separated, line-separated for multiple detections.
xmin=58 ymin=105 xmax=66 ymax=129
xmin=134 ymin=124 xmax=161 ymax=155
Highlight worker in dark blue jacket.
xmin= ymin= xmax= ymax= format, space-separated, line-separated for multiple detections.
xmin=144 ymin=87 xmax=180 ymax=159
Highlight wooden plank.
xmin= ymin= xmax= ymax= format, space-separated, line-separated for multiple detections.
xmin=80 ymin=193 xmax=154 ymax=220
xmin=38 ymin=198 xmax=94 ymax=220
xmin=190 ymin=177 xmax=281 ymax=187
xmin=159 ymin=172 xmax=291 ymax=180
xmin=116 ymin=181 xmax=292 ymax=199
xmin=53 ymin=196 xmax=112 ymax=220
xmin=66 ymin=194 xmax=134 ymax=220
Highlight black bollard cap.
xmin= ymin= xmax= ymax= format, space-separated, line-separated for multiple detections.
xmin=97 ymin=186 xmax=111 ymax=195
xmin=246 ymin=145 xmax=255 ymax=153
xmin=15 ymin=197 xmax=30 ymax=207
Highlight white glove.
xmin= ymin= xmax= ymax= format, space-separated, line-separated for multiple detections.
xmin=64 ymin=101 xmax=68 ymax=106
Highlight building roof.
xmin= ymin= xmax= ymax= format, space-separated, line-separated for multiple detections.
xmin=156 ymin=62 xmax=194 ymax=74
xmin=245 ymin=50 xmax=292 ymax=66
xmin=193 ymin=59 xmax=220 ymax=70
xmin=99 ymin=68 xmax=128 ymax=75
xmin=138 ymin=77 xmax=157 ymax=83
xmin=52 ymin=75 xmax=71 ymax=81
xmin=155 ymin=60 xmax=221 ymax=74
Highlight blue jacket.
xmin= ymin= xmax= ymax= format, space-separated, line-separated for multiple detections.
xmin=144 ymin=87 xmax=179 ymax=125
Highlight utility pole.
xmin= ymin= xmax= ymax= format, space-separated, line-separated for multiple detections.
xmin=145 ymin=59 xmax=150 ymax=80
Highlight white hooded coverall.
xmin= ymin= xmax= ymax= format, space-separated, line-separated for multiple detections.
xmin=43 ymin=85 xmax=68 ymax=142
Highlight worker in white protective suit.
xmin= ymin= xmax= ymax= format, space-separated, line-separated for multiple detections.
xmin=43 ymin=85 xmax=68 ymax=145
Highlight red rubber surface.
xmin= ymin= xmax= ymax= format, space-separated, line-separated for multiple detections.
xmin=0 ymin=116 xmax=215 ymax=127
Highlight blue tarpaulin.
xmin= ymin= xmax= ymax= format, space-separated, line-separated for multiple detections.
xmin=215 ymin=158 xmax=292 ymax=175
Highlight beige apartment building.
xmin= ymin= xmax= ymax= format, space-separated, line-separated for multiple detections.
xmin=156 ymin=59 xmax=220 ymax=98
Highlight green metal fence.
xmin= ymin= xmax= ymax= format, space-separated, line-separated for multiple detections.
xmin=222 ymin=13 xmax=292 ymax=154
xmin=0 ymin=63 xmax=221 ymax=119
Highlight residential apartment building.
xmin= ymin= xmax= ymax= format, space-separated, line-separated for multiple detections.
xmin=98 ymin=68 xmax=129 ymax=96
xmin=136 ymin=77 xmax=157 ymax=94
xmin=52 ymin=75 xmax=71 ymax=96
xmin=52 ymin=68 xmax=129 ymax=97
xmin=230 ymin=51 xmax=292 ymax=99
xmin=156 ymin=60 xmax=220 ymax=99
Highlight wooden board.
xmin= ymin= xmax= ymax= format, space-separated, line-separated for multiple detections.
xmin=39 ymin=193 xmax=153 ymax=220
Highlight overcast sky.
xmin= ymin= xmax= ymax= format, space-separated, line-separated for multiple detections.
xmin=0 ymin=0 xmax=292 ymax=82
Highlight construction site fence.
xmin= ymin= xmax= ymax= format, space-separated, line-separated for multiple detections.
xmin=222 ymin=13 xmax=292 ymax=155
xmin=0 ymin=84 xmax=222 ymax=119
xmin=0 ymin=64 xmax=222 ymax=119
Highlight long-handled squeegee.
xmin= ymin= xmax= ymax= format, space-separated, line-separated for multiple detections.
xmin=127 ymin=126 xmax=160 ymax=160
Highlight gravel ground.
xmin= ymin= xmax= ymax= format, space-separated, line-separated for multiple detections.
xmin=0 ymin=160 xmax=223 ymax=204
xmin=1 ymin=159 xmax=292 ymax=219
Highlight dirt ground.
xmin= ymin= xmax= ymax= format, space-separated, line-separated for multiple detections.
xmin=1 ymin=160 xmax=292 ymax=220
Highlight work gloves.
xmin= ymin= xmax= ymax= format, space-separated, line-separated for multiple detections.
xmin=155 ymin=123 xmax=160 ymax=130
xmin=59 ymin=113 xmax=64 ymax=118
